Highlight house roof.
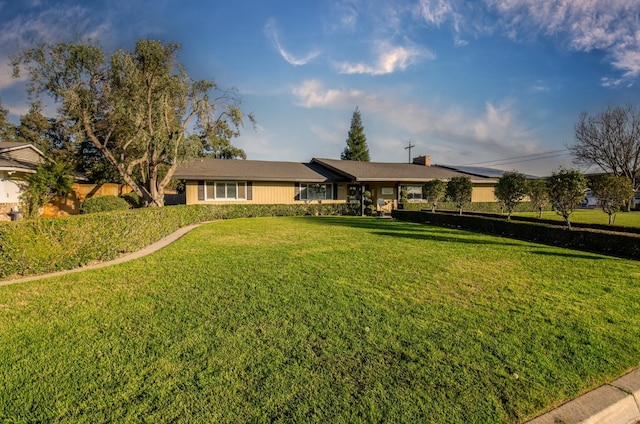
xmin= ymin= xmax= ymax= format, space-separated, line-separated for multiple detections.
xmin=174 ymin=157 xmax=348 ymax=183
xmin=0 ymin=142 xmax=46 ymax=173
xmin=0 ymin=141 xmax=46 ymax=156
xmin=311 ymin=158 xmax=497 ymax=183
xmin=439 ymin=164 xmax=540 ymax=179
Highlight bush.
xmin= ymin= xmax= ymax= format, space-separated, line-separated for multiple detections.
xmin=393 ymin=210 xmax=640 ymax=260
xmin=0 ymin=203 xmax=356 ymax=278
xmin=121 ymin=192 xmax=144 ymax=208
xmin=80 ymin=196 xmax=131 ymax=214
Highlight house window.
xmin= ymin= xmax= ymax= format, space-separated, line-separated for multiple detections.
xmin=205 ymin=181 xmax=246 ymax=200
xmin=401 ymin=185 xmax=424 ymax=201
xmin=300 ymin=183 xmax=333 ymax=200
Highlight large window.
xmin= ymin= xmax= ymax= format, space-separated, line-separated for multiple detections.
xmin=401 ymin=185 xmax=424 ymax=201
xmin=205 ymin=181 xmax=246 ymax=200
xmin=300 ymin=183 xmax=333 ymax=200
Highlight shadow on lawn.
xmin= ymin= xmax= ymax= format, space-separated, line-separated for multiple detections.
xmin=529 ymin=250 xmax=606 ymax=260
xmin=301 ymin=216 xmax=525 ymax=247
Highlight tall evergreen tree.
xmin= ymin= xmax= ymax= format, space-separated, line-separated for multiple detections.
xmin=341 ymin=107 xmax=370 ymax=161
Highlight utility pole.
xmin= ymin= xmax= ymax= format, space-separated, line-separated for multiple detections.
xmin=404 ymin=140 xmax=415 ymax=163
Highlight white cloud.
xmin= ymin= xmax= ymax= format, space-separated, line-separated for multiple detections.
xmin=292 ymin=79 xmax=373 ymax=108
xmin=291 ymin=79 xmax=542 ymax=164
xmin=418 ymin=0 xmax=640 ymax=86
xmin=0 ymin=5 xmax=114 ymax=91
xmin=326 ymin=0 xmax=359 ymax=33
xmin=337 ymin=40 xmax=435 ymax=75
xmin=264 ymin=19 xmax=321 ymax=66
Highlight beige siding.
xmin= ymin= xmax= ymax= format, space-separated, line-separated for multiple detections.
xmin=6 ymin=148 xmax=43 ymax=166
xmin=186 ymin=180 xmax=349 ymax=205
xmin=471 ymin=184 xmax=497 ymax=203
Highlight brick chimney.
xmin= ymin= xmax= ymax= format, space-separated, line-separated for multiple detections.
xmin=412 ymin=155 xmax=431 ymax=166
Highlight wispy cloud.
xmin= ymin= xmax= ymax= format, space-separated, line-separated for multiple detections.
xmin=336 ymin=40 xmax=434 ymax=75
xmin=415 ymin=0 xmax=640 ymax=86
xmin=325 ymin=0 xmax=359 ymax=33
xmin=291 ymin=79 xmax=542 ymax=164
xmin=264 ymin=19 xmax=321 ymax=66
xmin=0 ymin=5 xmax=114 ymax=91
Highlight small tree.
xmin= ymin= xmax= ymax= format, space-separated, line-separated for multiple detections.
xmin=20 ymin=160 xmax=74 ymax=218
xmin=423 ymin=179 xmax=446 ymax=212
xmin=494 ymin=171 xmax=528 ymax=220
xmin=527 ymin=179 xmax=549 ymax=219
xmin=546 ymin=168 xmax=587 ymax=229
xmin=591 ymin=175 xmax=635 ymax=225
xmin=446 ymin=177 xmax=473 ymax=215
xmin=341 ymin=107 xmax=370 ymax=161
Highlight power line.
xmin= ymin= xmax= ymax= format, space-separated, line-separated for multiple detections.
xmin=463 ymin=149 xmax=569 ymax=166
xmin=486 ymin=152 xmax=573 ymax=167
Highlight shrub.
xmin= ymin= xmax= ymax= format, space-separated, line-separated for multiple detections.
xmin=0 ymin=203 xmax=356 ymax=278
xmin=121 ymin=192 xmax=144 ymax=208
xmin=80 ymin=196 xmax=131 ymax=214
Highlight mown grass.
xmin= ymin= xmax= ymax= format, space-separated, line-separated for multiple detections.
xmin=1 ymin=216 xmax=639 ymax=423
xmin=514 ymin=209 xmax=640 ymax=227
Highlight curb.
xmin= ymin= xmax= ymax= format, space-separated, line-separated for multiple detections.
xmin=0 ymin=223 xmax=205 ymax=287
xmin=527 ymin=369 xmax=640 ymax=424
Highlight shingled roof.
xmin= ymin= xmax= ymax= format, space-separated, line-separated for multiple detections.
xmin=311 ymin=158 xmax=497 ymax=183
xmin=174 ymin=157 xmax=348 ymax=183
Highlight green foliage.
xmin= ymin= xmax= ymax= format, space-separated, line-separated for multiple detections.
xmin=0 ymin=98 xmax=16 ymax=141
xmin=546 ymin=168 xmax=588 ymax=229
xmin=12 ymin=39 xmax=253 ymax=207
xmin=446 ymin=176 xmax=473 ymax=215
xmin=422 ymin=179 xmax=447 ymax=212
xmin=340 ymin=107 xmax=370 ymax=161
xmin=494 ymin=171 xmax=529 ymax=220
xmin=0 ymin=204 xmax=356 ymax=278
xmin=20 ymin=160 xmax=74 ymax=219
xmin=362 ymin=190 xmax=375 ymax=215
xmin=120 ymin=192 xmax=144 ymax=208
xmin=591 ymin=175 xmax=635 ymax=225
xmin=394 ymin=210 xmax=640 ymax=260
xmin=527 ymin=179 xmax=549 ymax=219
xmin=80 ymin=196 xmax=131 ymax=214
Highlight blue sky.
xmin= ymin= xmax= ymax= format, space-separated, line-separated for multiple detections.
xmin=1 ymin=0 xmax=639 ymax=176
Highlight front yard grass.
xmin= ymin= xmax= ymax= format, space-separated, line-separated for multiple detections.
xmin=514 ymin=208 xmax=640 ymax=227
xmin=1 ymin=216 xmax=639 ymax=423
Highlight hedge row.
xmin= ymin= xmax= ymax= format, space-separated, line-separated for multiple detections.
xmin=393 ymin=210 xmax=640 ymax=260
xmin=401 ymin=201 xmax=551 ymax=213
xmin=0 ymin=203 xmax=356 ymax=279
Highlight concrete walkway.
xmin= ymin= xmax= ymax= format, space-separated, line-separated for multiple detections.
xmin=0 ymin=222 xmax=204 ymax=287
xmin=527 ymin=368 xmax=640 ymax=423
xmin=1 ymin=221 xmax=639 ymax=423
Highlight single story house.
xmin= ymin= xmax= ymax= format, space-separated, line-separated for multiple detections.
xmin=174 ymin=155 xmax=500 ymax=214
xmin=0 ymin=141 xmax=46 ymax=221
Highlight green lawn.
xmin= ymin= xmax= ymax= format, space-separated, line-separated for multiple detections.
xmin=1 ymin=216 xmax=639 ymax=423
xmin=514 ymin=208 xmax=640 ymax=227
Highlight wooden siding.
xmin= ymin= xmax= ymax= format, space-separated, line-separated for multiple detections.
xmin=5 ymin=147 xmax=43 ymax=166
xmin=471 ymin=184 xmax=497 ymax=203
xmin=186 ymin=180 xmax=348 ymax=205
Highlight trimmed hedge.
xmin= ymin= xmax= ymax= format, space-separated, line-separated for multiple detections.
xmin=80 ymin=195 xmax=131 ymax=214
xmin=401 ymin=201 xmax=551 ymax=213
xmin=393 ymin=210 xmax=640 ymax=260
xmin=0 ymin=203 xmax=356 ymax=279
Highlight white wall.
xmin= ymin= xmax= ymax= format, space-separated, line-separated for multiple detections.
xmin=0 ymin=171 xmax=22 ymax=203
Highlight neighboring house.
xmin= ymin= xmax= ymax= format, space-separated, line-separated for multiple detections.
xmin=174 ymin=155 xmax=500 ymax=214
xmin=0 ymin=141 xmax=46 ymax=221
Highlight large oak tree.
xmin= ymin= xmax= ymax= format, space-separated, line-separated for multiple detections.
xmin=12 ymin=39 xmax=253 ymax=206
